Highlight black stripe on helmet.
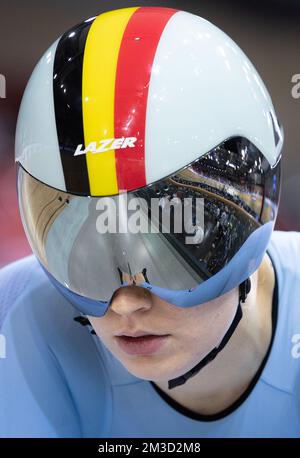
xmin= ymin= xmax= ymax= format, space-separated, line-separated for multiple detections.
xmin=53 ymin=19 xmax=94 ymax=195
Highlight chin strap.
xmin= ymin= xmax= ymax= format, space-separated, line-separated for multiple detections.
xmin=167 ymin=278 xmax=251 ymax=390
xmin=73 ymin=315 xmax=97 ymax=334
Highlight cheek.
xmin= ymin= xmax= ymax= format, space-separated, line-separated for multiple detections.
xmin=88 ymin=315 xmax=114 ymax=341
xmin=86 ymin=302 xmax=236 ymax=383
xmin=177 ymin=315 xmax=217 ymax=354
xmin=178 ymin=298 xmax=237 ymax=351
xmin=88 ymin=293 xmax=237 ymax=363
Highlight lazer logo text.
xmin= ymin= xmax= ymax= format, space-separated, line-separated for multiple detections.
xmin=74 ymin=137 xmax=137 ymax=156
xmin=291 ymin=334 xmax=300 ymax=359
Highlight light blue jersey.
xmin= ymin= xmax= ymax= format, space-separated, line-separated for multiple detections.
xmin=0 ymin=231 xmax=300 ymax=438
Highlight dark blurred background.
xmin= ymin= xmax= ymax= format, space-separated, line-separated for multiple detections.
xmin=0 ymin=0 xmax=300 ymax=267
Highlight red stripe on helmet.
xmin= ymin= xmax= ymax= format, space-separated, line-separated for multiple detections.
xmin=114 ymin=7 xmax=178 ymax=192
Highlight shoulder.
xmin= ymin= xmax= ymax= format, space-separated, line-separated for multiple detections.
xmin=267 ymin=230 xmax=300 ymax=277
xmin=262 ymin=230 xmax=300 ymax=397
xmin=0 ymin=256 xmax=101 ymax=362
xmin=267 ymin=230 xmax=300 ymax=330
xmin=0 ymin=255 xmax=47 ymax=329
xmin=0 ymin=256 xmax=113 ymax=437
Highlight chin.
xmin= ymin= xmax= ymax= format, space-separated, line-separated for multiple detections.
xmin=117 ymin=355 xmax=187 ymax=383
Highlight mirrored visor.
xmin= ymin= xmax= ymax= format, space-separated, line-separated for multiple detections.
xmin=17 ymin=137 xmax=281 ymax=307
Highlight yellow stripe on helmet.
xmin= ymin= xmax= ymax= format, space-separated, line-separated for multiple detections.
xmin=82 ymin=7 xmax=139 ymax=196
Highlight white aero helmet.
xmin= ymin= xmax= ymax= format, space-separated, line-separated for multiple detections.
xmin=16 ymin=6 xmax=283 ymax=387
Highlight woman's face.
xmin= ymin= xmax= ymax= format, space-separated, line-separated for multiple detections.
xmin=88 ymin=285 xmax=239 ymax=383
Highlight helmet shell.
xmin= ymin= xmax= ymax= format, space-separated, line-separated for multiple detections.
xmin=15 ymin=6 xmax=283 ymax=197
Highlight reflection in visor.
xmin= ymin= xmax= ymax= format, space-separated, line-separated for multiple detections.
xmin=18 ymin=136 xmax=281 ymax=307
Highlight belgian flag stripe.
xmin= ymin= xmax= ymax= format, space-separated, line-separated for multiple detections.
xmin=114 ymin=7 xmax=178 ymax=192
xmin=82 ymin=7 xmax=139 ymax=196
xmin=53 ymin=20 xmax=93 ymax=195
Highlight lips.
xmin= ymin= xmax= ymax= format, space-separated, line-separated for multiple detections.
xmin=115 ymin=330 xmax=164 ymax=338
xmin=115 ymin=333 xmax=170 ymax=355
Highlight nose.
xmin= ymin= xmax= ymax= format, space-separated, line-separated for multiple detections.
xmin=109 ymin=285 xmax=152 ymax=316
